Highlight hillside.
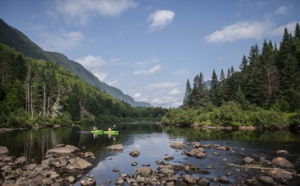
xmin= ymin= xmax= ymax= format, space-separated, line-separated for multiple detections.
xmin=0 ymin=19 xmax=151 ymax=107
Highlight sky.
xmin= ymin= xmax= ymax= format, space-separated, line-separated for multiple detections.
xmin=0 ymin=0 xmax=299 ymax=108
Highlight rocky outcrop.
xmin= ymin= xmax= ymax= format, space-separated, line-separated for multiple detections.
xmin=0 ymin=145 xmax=93 ymax=185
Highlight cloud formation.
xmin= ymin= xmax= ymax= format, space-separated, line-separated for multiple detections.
xmin=204 ymin=21 xmax=299 ymax=43
xmin=53 ymin=0 xmax=138 ymax=24
xmin=36 ymin=29 xmax=84 ymax=52
xmin=148 ymin=10 xmax=175 ymax=31
xmin=76 ymin=55 xmax=108 ymax=81
xmin=275 ymin=5 xmax=292 ymax=15
xmin=134 ymin=64 xmax=161 ymax=75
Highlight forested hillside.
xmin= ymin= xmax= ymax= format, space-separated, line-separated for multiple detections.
xmin=0 ymin=19 xmax=151 ymax=107
xmin=0 ymin=44 xmax=166 ymax=128
xmin=162 ymin=23 xmax=300 ymax=129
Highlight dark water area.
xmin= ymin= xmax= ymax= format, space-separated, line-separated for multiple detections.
xmin=0 ymin=123 xmax=300 ymax=185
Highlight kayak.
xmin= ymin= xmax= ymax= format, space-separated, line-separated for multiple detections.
xmin=104 ymin=131 xmax=119 ymax=135
xmin=91 ymin=130 xmax=103 ymax=133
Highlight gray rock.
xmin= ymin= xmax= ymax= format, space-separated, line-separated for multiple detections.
xmin=276 ymin=150 xmax=289 ymax=155
xmin=47 ymin=145 xmax=79 ymax=154
xmin=218 ymin=176 xmax=229 ymax=183
xmin=129 ymin=150 xmax=140 ymax=158
xmin=266 ymin=169 xmax=293 ymax=180
xmin=115 ymin=178 xmax=125 ymax=185
xmin=68 ymin=156 xmax=92 ymax=170
xmin=66 ymin=175 xmax=75 ymax=183
xmin=170 ymin=141 xmax=186 ymax=149
xmin=0 ymin=146 xmax=8 ymax=154
xmin=272 ymin=157 xmax=294 ymax=168
xmin=160 ymin=167 xmax=175 ymax=174
xmin=106 ymin=144 xmax=125 ymax=151
xmin=131 ymin=161 xmax=138 ymax=166
xmin=16 ymin=156 xmax=27 ymax=164
xmin=164 ymin=155 xmax=174 ymax=161
xmin=191 ymin=142 xmax=201 ymax=148
xmin=258 ymin=176 xmax=274 ymax=185
xmin=182 ymin=174 xmax=197 ymax=184
xmin=244 ymin=157 xmax=255 ymax=164
xmin=137 ymin=167 xmax=152 ymax=176
xmin=84 ymin=151 xmax=95 ymax=158
xmin=198 ymin=178 xmax=210 ymax=186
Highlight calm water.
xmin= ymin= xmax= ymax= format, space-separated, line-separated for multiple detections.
xmin=0 ymin=123 xmax=300 ymax=185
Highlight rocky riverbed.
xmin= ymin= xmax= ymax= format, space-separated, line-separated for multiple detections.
xmin=0 ymin=144 xmax=96 ymax=185
xmin=103 ymin=142 xmax=300 ymax=185
xmin=1 ymin=141 xmax=300 ymax=185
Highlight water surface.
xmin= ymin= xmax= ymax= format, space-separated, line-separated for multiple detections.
xmin=0 ymin=123 xmax=299 ymax=185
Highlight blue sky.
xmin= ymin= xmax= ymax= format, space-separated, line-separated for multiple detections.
xmin=1 ymin=0 xmax=299 ymax=108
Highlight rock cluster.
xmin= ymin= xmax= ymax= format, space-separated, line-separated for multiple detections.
xmin=109 ymin=142 xmax=299 ymax=185
xmin=0 ymin=145 xmax=94 ymax=185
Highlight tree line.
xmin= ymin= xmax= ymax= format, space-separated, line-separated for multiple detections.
xmin=162 ymin=23 xmax=300 ymax=129
xmin=0 ymin=44 xmax=167 ymax=128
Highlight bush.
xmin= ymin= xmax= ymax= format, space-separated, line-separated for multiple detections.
xmin=210 ymin=101 xmax=246 ymax=126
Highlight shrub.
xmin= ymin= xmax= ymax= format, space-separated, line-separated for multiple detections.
xmin=210 ymin=101 xmax=245 ymax=126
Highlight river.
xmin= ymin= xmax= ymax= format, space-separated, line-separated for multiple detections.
xmin=0 ymin=123 xmax=299 ymax=185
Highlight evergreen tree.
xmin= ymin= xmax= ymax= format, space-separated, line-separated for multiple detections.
xmin=183 ymin=79 xmax=192 ymax=108
xmin=209 ymin=70 xmax=221 ymax=106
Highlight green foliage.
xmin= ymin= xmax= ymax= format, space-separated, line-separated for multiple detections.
xmin=165 ymin=23 xmax=300 ymax=129
xmin=248 ymin=108 xmax=289 ymax=129
xmin=210 ymin=101 xmax=245 ymax=126
xmin=0 ymin=43 xmax=167 ymax=128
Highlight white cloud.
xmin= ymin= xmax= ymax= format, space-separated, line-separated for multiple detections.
xmin=94 ymin=72 xmax=108 ymax=81
xmin=134 ymin=93 xmax=141 ymax=98
xmin=204 ymin=21 xmax=299 ymax=43
xmin=76 ymin=55 xmax=108 ymax=81
xmin=269 ymin=21 xmax=299 ymax=36
xmin=52 ymin=0 xmax=138 ymax=24
xmin=146 ymin=82 xmax=177 ymax=90
xmin=169 ymin=89 xmax=180 ymax=95
xmin=148 ymin=10 xmax=175 ymax=31
xmin=134 ymin=64 xmax=161 ymax=75
xmin=37 ymin=30 xmax=84 ymax=52
xmin=275 ymin=5 xmax=292 ymax=15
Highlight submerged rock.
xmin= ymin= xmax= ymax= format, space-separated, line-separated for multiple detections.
xmin=106 ymin=144 xmax=125 ymax=151
xmin=47 ymin=145 xmax=79 ymax=154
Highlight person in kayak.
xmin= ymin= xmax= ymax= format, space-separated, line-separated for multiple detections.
xmin=108 ymin=127 xmax=111 ymax=131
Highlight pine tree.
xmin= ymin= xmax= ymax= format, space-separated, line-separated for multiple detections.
xmin=209 ymin=70 xmax=221 ymax=106
xmin=183 ymin=79 xmax=192 ymax=108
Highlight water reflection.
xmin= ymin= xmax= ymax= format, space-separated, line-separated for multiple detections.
xmin=0 ymin=124 xmax=299 ymax=185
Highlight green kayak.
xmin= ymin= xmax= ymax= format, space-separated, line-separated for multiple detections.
xmin=91 ymin=130 xmax=103 ymax=133
xmin=104 ymin=131 xmax=119 ymax=135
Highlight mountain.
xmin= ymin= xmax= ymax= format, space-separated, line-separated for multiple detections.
xmin=0 ymin=19 xmax=151 ymax=107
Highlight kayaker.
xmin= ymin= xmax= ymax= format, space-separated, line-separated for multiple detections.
xmin=108 ymin=127 xmax=111 ymax=131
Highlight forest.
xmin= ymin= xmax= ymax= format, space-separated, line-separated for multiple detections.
xmin=0 ymin=44 xmax=167 ymax=128
xmin=161 ymin=23 xmax=300 ymax=129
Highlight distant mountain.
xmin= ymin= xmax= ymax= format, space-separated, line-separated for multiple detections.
xmin=0 ymin=19 xmax=151 ymax=107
